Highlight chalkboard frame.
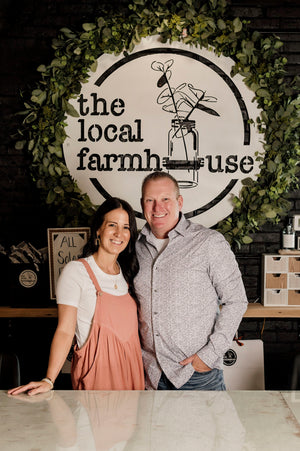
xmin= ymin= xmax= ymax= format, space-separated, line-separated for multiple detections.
xmin=47 ymin=227 xmax=90 ymax=299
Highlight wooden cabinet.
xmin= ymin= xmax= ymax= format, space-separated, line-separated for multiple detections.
xmin=262 ymin=254 xmax=300 ymax=306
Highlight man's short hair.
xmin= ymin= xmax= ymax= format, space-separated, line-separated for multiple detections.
xmin=141 ymin=171 xmax=180 ymax=199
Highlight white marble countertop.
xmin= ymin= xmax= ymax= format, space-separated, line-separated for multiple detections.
xmin=1 ymin=390 xmax=300 ymax=450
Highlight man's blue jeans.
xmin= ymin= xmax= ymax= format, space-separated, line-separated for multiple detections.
xmin=157 ymin=369 xmax=226 ymax=390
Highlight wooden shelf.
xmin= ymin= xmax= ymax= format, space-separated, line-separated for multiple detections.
xmin=1 ymin=303 xmax=300 ymax=319
xmin=244 ymin=303 xmax=300 ymax=318
xmin=0 ymin=306 xmax=58 ymax=318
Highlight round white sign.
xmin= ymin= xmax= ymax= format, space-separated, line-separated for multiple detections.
xmin=64 ymin=36 xmax=262 ymax=228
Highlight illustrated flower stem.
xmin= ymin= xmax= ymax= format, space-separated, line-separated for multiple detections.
xmin=184 ymin=95 xmax=203 ymax=121
xmin=165 ymin=73 xmax=189 ymax=162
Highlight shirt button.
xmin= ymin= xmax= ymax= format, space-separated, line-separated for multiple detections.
xmin=154 ymin=311 xmax=158 ymax=315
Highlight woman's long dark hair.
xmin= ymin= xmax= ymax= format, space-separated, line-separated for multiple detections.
xmin=82 ymin=197 xmax=139 ymax=304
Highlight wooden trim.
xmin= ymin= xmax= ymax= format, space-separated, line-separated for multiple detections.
xmin=1 ymin=303 xmax=300 ymax=319
xmin=244 ymin=303 xmax=300 ymax=318
xmin=0 ymin=306 xmax=58 ymax=318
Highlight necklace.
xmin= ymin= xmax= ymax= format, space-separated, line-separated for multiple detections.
xmin=113 ymin=278 xmax=118 ymax=290
xmin=110 ymin=272 xmax=119 ymax=290
xmin=93 ymin=255 xmax=119 ymax=290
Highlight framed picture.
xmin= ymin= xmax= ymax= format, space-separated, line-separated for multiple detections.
xmin=47 ymin=227 xmax=90 ymax=299
xmin=297 ymin=236 xmax=300 ymax=251
xmin=293 ymin=215 xmax=300 ymax=231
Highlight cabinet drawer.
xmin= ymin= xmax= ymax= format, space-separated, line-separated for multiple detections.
xmin=288 ymin=257 xmax=300 ymax=272
xmin=288 ymin=273 xmax=300 ymax=289
xmin=263 ymin=289 xmax=288 ymax=306
xmin=288 ymin=290 xmax=300 ymax=306
xmin=264 ymin=255 xmax=288 ymax=272
xmin=265 ymin=273 xmax=287 ymax=289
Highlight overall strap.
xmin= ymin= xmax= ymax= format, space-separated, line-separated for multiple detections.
xmin=78 ymin=258 xmax=102 ymax=296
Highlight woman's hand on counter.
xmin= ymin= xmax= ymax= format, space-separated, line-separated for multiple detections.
xmin=7 ymin=380 xmax=53 ymax=396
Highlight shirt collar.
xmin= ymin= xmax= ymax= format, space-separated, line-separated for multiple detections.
xmin=139 ymin=213 xmax=189 ymax=241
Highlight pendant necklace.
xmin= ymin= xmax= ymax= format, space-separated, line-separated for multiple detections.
xmin=113 ymin=277 xmax=118 ymax=290
xmin=94 ymin=254 xmax=119 ymax=290
xmin=113 ymin=263 xmax=119 ymax=290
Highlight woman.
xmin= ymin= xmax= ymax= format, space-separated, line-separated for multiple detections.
xmin=8 ymin=198 xmax=144 ymax=395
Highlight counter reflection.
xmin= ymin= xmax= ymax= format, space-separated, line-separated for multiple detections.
xmin=4 ymin=390 xmax=246 ymax=450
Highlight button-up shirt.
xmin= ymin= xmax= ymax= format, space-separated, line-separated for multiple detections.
xmin=135 ymin=214 xmax=248 ymax=389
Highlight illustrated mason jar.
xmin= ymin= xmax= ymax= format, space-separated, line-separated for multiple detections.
xmin=163 ymin=118 xmax=202 ymax=188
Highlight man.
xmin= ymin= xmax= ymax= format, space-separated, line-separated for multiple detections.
xmin=134 ymin=171 xmax=248 ymax=390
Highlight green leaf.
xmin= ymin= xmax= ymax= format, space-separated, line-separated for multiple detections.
xmin=82 ymin=23 xmax=96 ymax=31
xmin=256 ymin=88 xmax=270 ymax=98
xmin=37 ymin=65 xmax=47 ymax=72
xmin=265 ymin=209 xmax=277 ymax=219
xmin=97 ymin=17 xmax=106 ymax=29
xmin=46 ymin=190 xmax=56 ymax=204
xmin=233 ymin=17 xmax=242 ymax=33
xmin=217 ymin=19 xmax=226 ymax=30
xmin=31 ymin=91 xmax=47 ymax=105
xmin=74 ymin=47 xmax=82 ymax=55
xmin=62 ymin=98 xmax=80 ymax=117
xmin=90 ymin=61 xmax=98 ymax=72
xmin=43 ymin=157 xmax=49 ymax=167
xmin=48 ymin=164 xmax=55 ymax=176
xmin=60 ymin=27 xmax=77 ymax=38
xmin=54 ymin=185 xmax=64 ymax=194
xmin=50 ymin=58 xmax=66 ymax=68
xmin=267 ymin=160 xmax=277 ymax=173
xmin=15 ymin=140 xmax=26 ymax=150
xmin=242 ymin=236 xmax=253 ymax=244
xmin=60 ymin=27 xmax=72 ymax=34
xmin=242 ymin=177 xmax=254 ymax=186
xmin=28 ymin=139 xmax=35 ymax=151
xmin=102 ymin=27 xmax=112 ymax=38
xmin=274 ymin=40 xmax=283 ymax=49
xmin=23 ymin=112 xmax=37 ymax=124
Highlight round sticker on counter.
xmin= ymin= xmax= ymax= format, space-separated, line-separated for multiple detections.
xmin=19 ymin=269 xmax=38 ymax=288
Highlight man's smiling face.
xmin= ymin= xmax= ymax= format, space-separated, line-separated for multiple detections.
xmin=141 ymin=177 xmax=183 ymax=239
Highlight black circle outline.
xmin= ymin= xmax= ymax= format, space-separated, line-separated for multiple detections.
xmin=82 ymin=47 xmax=252 ymax=219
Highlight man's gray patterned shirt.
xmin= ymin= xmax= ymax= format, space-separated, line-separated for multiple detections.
xmin=135 ymin=214 xmax=248 ymax=389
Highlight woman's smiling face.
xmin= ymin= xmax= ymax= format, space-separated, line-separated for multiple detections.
xmin=96 ymin=208 xmax=131 ymax=256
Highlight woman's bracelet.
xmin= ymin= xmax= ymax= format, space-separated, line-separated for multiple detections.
xmin=42 ymin=377 xmax=54 ymax=389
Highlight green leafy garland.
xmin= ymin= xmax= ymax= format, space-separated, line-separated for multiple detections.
xmin=15 ymin=0 xmax=300 ymax=246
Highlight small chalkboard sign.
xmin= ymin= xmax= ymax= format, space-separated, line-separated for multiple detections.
xmin=47 ymin=227 xmax=90 ymax=299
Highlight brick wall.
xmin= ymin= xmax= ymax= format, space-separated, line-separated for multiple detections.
xmin=0 ymin=0 xmax=299 ymax=389
xmin=228 ymin=0 xmax=300 ymax=389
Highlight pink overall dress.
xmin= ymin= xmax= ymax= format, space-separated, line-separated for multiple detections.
xmin=71 ymin=259 xmax=145 ymax=390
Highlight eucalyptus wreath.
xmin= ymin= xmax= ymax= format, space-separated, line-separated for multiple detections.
xmin=15 ymin=0 xmax=299 ymax=246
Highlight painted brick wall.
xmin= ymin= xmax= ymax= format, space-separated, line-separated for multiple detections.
xmin=0 ymin=0 xmax=299 ymax=389
xmin=228 ymin=0 xmax=300 ymax=389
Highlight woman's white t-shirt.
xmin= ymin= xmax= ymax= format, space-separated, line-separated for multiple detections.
xmin=56 ymin=255 xmax=128 ymax=348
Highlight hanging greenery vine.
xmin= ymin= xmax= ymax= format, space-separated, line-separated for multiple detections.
xmin=15 ymin=0 xmax=299 ymax=246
